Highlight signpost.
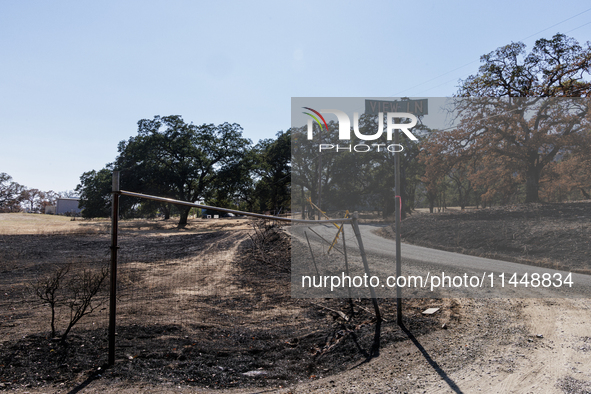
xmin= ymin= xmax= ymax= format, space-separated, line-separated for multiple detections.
xmin=395 ymin=129 xmax=402 ymax=326
xmin=364 ymin=99 xmax=428 ymax=326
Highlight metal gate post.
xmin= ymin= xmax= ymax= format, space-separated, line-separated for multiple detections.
xmin=351 ymin=211 xmax=381 ymax=356
xmin=341 ymin=225 xmax=355 ymax=317
xmin=108 ymin=171 xmax=120 ymax=366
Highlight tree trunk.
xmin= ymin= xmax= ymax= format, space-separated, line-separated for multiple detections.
xmin=161 ymin=203 xmax=170 ymax=220
xmin=427 ymin=190 xmax=436 ymax=213
xmin=301 ymin=187 xmax=306 ymax=219
xmin=51 ymin=303 xmax=56 ymax=338
xmin=383 ymin=196 xmax=395 ymax=219
xmin=178 ymin=206 xmax=191 ymax=227
xmin=525 ymin=166 xmax=541 ymax=203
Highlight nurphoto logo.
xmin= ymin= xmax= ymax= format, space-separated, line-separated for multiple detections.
xmin=302 ymin=107 xmax=419 ymax=153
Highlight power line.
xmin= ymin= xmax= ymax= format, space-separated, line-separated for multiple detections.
xmin=391 ymin=61 xmax=479 ymax=97
xmin=414 ymin=77 xmax=461 ymax=97
xmin=519 ymin=7 xmax=591 ymax=41
xmin=391 ymin=7 xmax=591 ymax=97
xmin=564 ymin=21 xmax=591 ymax=34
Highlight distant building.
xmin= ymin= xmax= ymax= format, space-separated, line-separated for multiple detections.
xmin=56 ymin=198 xmax=82 ymax=215
xmin=45 ymin=205 xmax=56 ymax=215
xmin=201 ymin=209 xmax=236 ymax=219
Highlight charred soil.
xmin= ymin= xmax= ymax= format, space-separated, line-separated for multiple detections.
xmin=0 ymin=220 xmax=448 ymax=392
xmin=380 ymin=201 xmax=591 ymax=274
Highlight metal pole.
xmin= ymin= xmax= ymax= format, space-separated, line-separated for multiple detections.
xmin=304 ymin=231 xmax=320 ymax=277
xmin=317 ymin=124 xmax=322 ymax=221
xmin=341 ymin=225 xmax=355 ymax=317
xmin=395 ymin=129 xmax=402 ymax=326
xmin=108 ymin=171 xmax=120 ymax=366
xmin=307 ymin=227 xmax=345 ymax=256
xmin=118 ymin=190 xmax=351 ymax=224
xmin=351 ymin=211 xmax=381 ymax=356
xmin=350 ymin=212 xmax=380 ymax=321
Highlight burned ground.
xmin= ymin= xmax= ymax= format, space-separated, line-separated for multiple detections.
xmin=3 ymin=211 xmax=588 ymax=393
xmin=380 ymin=201 xmax=591 ymax=274
xmin=0 ymin=219 xmax=448 ymax=391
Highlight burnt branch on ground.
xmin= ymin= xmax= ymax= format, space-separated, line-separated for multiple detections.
xmin=246 ymin=220 xmax=290 ymax=273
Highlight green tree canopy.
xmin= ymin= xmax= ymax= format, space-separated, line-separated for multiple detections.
xmin=0 ymin=173 xmax=25 ymax=213
xmin=76 ymin=168 xmax=113 ymax=218
xmin=115 ymin=115 xmax=251 ymax=226
xmin=252 ymin=130 xmax=291 ymax=214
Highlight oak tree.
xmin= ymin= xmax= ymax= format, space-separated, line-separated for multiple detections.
xmin=115 ymin=116 xmax=251 ymax=227
xmin=0 ymin=173 xmax=25 ymax=212
xmin=454 ymin=34 xmax=591 ymax=203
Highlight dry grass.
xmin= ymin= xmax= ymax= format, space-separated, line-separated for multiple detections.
xmin=0 ymin=213 xmax=253 ymax=236
xmin=0 ymin=213 xmax=109 ymax=235
xmin=1 ymin=222 xmax=449 ymax=391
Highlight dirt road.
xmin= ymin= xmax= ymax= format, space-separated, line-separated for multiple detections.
xmin=17 ymin=297 xmax=589 ymax=394
xmin=268 ymin=299 xmax=591 ymax=394
xmin=283 ymin=224 xmax=591 ymax=393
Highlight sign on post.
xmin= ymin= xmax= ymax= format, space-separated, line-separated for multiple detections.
xmin=365 ymin=99 xmax=428 ymax=116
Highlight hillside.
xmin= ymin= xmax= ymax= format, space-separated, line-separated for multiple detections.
xmin=380 ymin=201 xmax=591 ymax=274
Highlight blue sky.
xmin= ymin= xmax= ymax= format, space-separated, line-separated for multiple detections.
xmin=1 ymin=0 xmax=590 ymax=192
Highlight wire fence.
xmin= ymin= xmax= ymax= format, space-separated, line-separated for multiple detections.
xmin=0 ymin=173 xmax=410 ymax=390
xmin=103 ymin=208 xmax=391 ymax=387
xmin=108 ymin=168 xmax=387 ymax=365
